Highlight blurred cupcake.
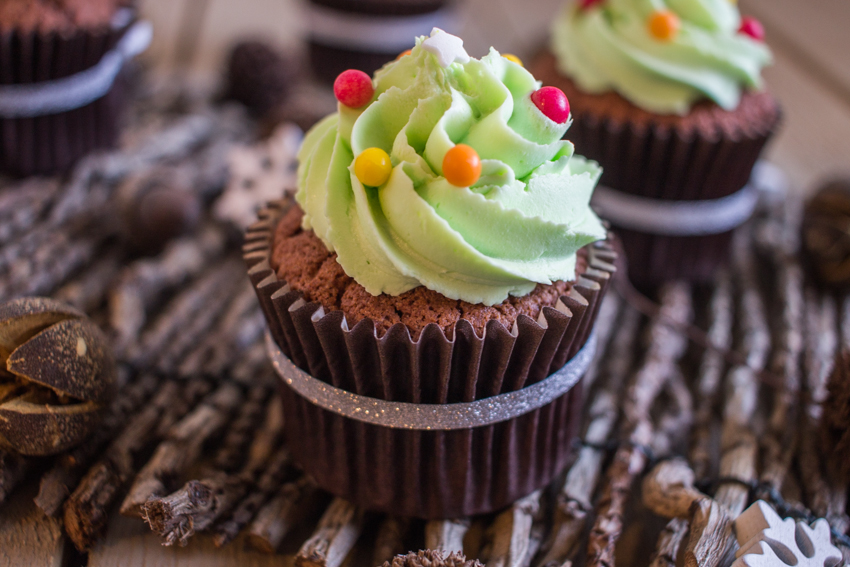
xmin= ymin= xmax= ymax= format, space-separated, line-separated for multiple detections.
xmin=246 ymin=30 xmax=616 ymax=518
xmin=0 ymin=0 xmax=150 ymax=176
xmin=303 ymin=0 xmax=459 ymax=84
xmin=532 ymin=0 xmax=780 ymax=286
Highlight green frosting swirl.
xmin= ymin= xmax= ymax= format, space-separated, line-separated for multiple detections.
xmin=552 ymin=0 xmax=772 ymax=115
xmin=296 ymin=36 xmax=606 ymax=306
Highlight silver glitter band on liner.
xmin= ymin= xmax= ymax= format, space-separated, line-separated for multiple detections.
xmin=306 ymin=4 xmax=454 ymax=52
xmin=591 ymin=182 xmax=759 ymax=236
xmin=0 ymin=20 xmax=152 ymax=119
xmin=267 ymin=328 xmax=597 ymax=430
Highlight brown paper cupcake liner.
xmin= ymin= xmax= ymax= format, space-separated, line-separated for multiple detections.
xmin=0 ymin=18 xmax=133 ymax=176
xmin=244 ymin=198 xmax=616 ymax=517
xmin=571 ymin=106 xmax=779 ymax=286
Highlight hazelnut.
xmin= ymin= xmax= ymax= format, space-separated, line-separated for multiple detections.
xmin=0 ymin=297 xmax=116 ymax=456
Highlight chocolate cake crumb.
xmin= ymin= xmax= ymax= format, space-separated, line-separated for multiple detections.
xmin=271 ymin=210 xmax=587 ymax=339
xmin=382 ymin=550 xmax=484 ymax=567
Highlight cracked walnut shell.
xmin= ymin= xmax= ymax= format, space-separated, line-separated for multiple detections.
xmin=0 ymin=297 xmax=116 ymax=456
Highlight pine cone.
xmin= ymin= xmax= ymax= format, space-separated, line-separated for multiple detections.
xmin=802 ymin=179 xmax=850 ymax=287
xmin=822 ymin=349 xmax=850 ymax=481
xmin=382 ymin=550 xmax=484 ymax=567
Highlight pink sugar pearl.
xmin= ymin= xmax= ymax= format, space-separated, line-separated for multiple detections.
xmin=334 ymin=69 xmax=374 ymax=109
xmin=531 ymin=87 xmax=571 ymax=124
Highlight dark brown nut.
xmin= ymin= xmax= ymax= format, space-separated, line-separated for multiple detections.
xmin=802 ymin=179 xmax=850 ymax=287
xmin=0 ymin=297 xmax=116 ymax=456
xmin=117 ymin=168 xmax=202 ymax=255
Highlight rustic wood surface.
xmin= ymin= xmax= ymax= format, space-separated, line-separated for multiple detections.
xmin=1 ymin=1 xmax=849 ymax=566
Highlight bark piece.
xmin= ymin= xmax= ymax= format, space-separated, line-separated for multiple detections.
xmin=247 ymin=475 xmax=321 ymax=553
xmin=120 ymin=382 xmax=244 ymax=517
xmin=426 ymin=519 xmax=472 ymax=554
xmin=295 ymin=498 xmax=364 ymax=567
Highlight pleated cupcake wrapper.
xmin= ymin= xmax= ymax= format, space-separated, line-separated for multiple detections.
xmin=244 ymin=198 xmax=616 ymax=517
xmin=570 ymin=106 xmax=779 ymax=285
xmin=0 ymin=19 xmax=132 ymax=176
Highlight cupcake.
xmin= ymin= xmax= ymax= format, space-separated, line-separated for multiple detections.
xmin=245 ymin=29 xmax=616 ymax=518
xmin=303 ymin=0 xmax=458 ymax=84
xmin=0 ymin=0 xmax=149 ymax=176
xmin=532 ymin=0 xmax=780 ymax=286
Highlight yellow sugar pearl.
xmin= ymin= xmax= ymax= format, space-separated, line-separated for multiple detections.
xmin=354 ymin=147 xmax=392 ymax=187
xmin=648 ymin=10 xmax=680 ymax=41
xmin=503 ymin=53 xmax=524 ymax=67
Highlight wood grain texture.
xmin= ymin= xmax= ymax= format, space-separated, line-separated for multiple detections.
xmin=0 ymin=482 xmax=65 ymax=567
xmin=88 ymin=512 xmax=292 ymax=567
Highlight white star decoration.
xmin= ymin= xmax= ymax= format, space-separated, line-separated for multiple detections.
xmin=732 ymin=501 xmax=842 ymax=567
xmin=422 ymin=28 xmax=470 ymax=68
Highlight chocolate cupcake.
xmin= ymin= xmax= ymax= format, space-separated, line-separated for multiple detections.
xmin=531 ymin=0 xmax=780 ymax=286
xmin=246 ymin=31 xmax=616 ymax=519
xmin=0 ymin=0 xmax=149 ymax=176
xmin=304 ymin=0 xmax=458 ymax=84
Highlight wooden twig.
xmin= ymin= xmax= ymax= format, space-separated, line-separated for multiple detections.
xmin=536 ymin=306 xmax=642 ymax=567
xmin=36 ymin=372 xmax=161 ymax=517
xmin=797 ymin=290 xmax=839 ymax=518
xmin=296 ymin=498 xmax=364 ymax=567
xmin=127 ymin=260 xmax=243 ymax=369
xmin=761 ymin=244 xmax=805 ymax=495
xmin=143 ymin=393 xmax=286 ymax=546
xmin=213 ymin=446 xmax=293 ymax=548
xmin=120 ymin=382 xmax=244 ymax=517
xmin=426 ymin=519 xmax=472 ymax=554
xmin=646 ymin=275 xmax=732 ymax=567
xmin=212 ymin=385 xmax=273 ymax=473
xmin=648 ymin=518 xmax=689 ymax=567
xmin=685 ymin=230 xmax=772 ymax=567
xmin=690 ymin=272 xmax=733 ymax=480
xmin=247 ymin=475 xmax=321 ymax=553
xmin=373 ymin=517 xmax=412 ymax=565
xmin=177 ymin=285 xmax=262 ymax=378
xmin=63 ymin=378 xmax=212 ymax=551
xmin=55 ymin=247 xmax=125 ymax=313
xmin=586 ymin=282 xmax=692 ymax=567
xmin=485 ymin=490 xmax=543 ymax=567
xmin=108 ymin=224 xmax=227 ymax=355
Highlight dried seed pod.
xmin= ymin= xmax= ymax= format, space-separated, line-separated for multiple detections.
xmin=0 ymin=297 xmax=116 ymax=456
xmin=802 ymin=179 xmax=850 ymax=287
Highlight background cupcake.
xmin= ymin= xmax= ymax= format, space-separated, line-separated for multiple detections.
xmin=0 ymin=0 xmax=149 ymax=176
xmin=532 ymin=0 xmax=780 ymax=286
xmin=246 ymin=30 xmax=616 ymax=518
xmin=303 ymin=0 xmax=459 ymax=84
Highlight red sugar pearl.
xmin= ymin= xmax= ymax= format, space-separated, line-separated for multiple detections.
xmin=531 ymin=87 xmax=571 ymax=124
xmin=579 ymin=0 xmax=604 ymax=9
xmin=739 ymin=16 xmax=765 ymax=41
xmin=334 ymin=69 xmax=375 ymax=109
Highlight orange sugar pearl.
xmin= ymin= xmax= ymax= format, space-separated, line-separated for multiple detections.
xmin=443 ymin=144 xmax=482 ymax=187
xmin=648 ymin=10 xmax=680 ymax=41
xmin=397 ymin=49 xmax=412 ymax=60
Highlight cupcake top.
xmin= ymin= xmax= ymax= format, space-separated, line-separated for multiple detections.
xmin=296 ymin=29 xmax=606 ymax=306
xmin=551 ymin=0 xmax=772 ymax=116
xmin=0 ymin=0 xmax=123 ymax=34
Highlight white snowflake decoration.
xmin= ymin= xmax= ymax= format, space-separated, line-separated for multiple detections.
xmin=422 ymin=28 xmax=470 ymax=68
xmin=214 ymin=123 xmax=302 ymax=229
xmin=732 ymin=501 xmax=843 ymax=567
